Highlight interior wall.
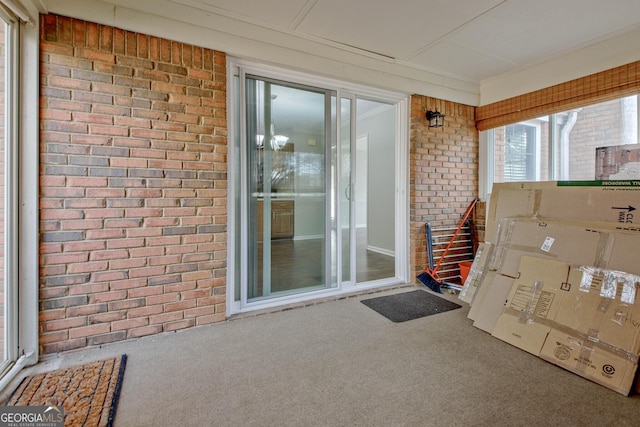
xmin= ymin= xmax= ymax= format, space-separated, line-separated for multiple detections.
xmin=291 ymin=127 xmax=325 ymax=240
xmin=480 ymin=26 xmax=640 ymax=105
xmin=358 ymin=107 xmax=395 ymax=254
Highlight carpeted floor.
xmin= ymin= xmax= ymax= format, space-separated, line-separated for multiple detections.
xmin=5 ymin=355 xmax=127 ymax=427
xmin=2 ymin=286 xmax=640 ymax=426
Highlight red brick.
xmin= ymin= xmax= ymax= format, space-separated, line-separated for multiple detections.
xmin=164 ymin=318 xmax=195 ymax=332
xmin=184 ymin=306 xmax=215 ymax=318
xmin=108 ymin=258 xmax=146 ymax=270
xmin=39 ymin=330 xmax=69 ymax=345
xmin=43 ymin=317 xmax=87 ymax=332
xmin=61 ymin=219 xmax=103 ymax=230
xmin=106 ymin=238 xmax=145 ymax=249
xmin=40 ymin=15 xmax=230 ymax=355
xmin=128 ymin=266 xmax=166 ymax=279
xmin=146 ymin=293 xmax=179 ymax=306
xmin=68 ymin=323 xmax=111 ymax=339
xmin=68 ymin=178 xmax=110 ymax=189
xmin=89 ymin=311 xmax=127 ymax=324
xmin=67 ymin=261 xmax=109 ymax=274
xmin=75 ymin=47 xmax=115 ymax=64
xmin=92 ymin=271 xmax=128 ymax=282
xmin=108 ymin=298 xmax=145 ymax=311
xmin=43 ymin=252 xmax=88 ymax=265
xmin=127 ymin=324 xmax=163 ymax=338
xmin=128 ymin=286 xmax=163 ymax=299
xmin=196 ymin=313 xmax=226 ymax=325
xmin=112 ymin=317 xmax=148 ymax=332
xmin=89 ymin=249 xmax=129 ymax=261
xmin=127 ymin=305 xmax=163 ymax=319
xmin=72 ymin=112 xmax=113 ymax=124
xmin=63 ymin=241 xmax=106 ymax=252
xmin=109 ymin=278 xmax=147 ymax=291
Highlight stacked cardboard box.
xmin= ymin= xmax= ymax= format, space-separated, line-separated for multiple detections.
xmin=460 ymin=181 xmax=640 ymax=395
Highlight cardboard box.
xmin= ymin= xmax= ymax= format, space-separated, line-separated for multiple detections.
xmin=555 ymin=266 xmax=640 ymax=355
xmin=491 ymin=256 xmax=570 ymax=355
xmin=491 ymin=256 xmax=640 ymax=395
xmin=490 ymin=217 xmax=640 ymax=279
xmin=490 ymin=218 xmax=604 ymax=279
xmin=472 ymin=274 xmax=515 ymax=334
xmin=596 ymin=145 xmax=640 ymax=180
xmin=472 ymin=217 xmax=640 ymax=334
xmin=467 ymin=269 xmax=495 ymax=322
xmin=486 ymin=181 xmax=640 ymax=242
xmin=458 ymin=242 xmax=492 ymax=305
xmin=540 ymin=328 xmax=638 ymax=396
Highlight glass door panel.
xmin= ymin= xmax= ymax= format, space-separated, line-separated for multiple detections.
xmin=354 ymin=99 xmax=397 ymax=283
xmin=339 ymin=97 xmax=352 ymax=283
xmin=245 ymin=78 xmax=329 ymax=301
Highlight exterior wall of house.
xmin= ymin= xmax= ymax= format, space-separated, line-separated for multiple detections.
xmin=409 ymin=96 xmax=479 ymax=280
xmin=39 ymin=14 xmax=228 ymax=354
xmin=38 ymin=14 xmax=480 ymax=355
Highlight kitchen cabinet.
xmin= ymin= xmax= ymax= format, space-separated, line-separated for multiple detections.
xmin=257 ymin=200 xmax=294 ymax=240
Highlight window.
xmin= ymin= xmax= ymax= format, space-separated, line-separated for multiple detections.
xmin=503 ymin=123 xmax=538 ymax=181
xmin=0 ymin=1 xmax=39 ymax=385
xmin=483 ymin=95 xmax=640 ymax=194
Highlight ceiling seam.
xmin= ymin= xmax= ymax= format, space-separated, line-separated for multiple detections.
xmin=405 ymin=0 xmax=509 ymax=61
xmin=289 ymin=0 xmax=318 ymax=31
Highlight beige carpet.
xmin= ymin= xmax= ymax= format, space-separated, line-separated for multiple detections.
xmin=5 ymin=355 xmax=127 ymax=427
xmin=4 ymin=286 xmax=640 ymax=426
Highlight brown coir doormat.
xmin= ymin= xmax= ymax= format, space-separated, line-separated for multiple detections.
xmin=5 ymin=354 xmax=127 ymax=427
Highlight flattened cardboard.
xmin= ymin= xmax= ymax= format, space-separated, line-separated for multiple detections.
xmin=486 ymin=181 xmax=640 ymax=242
xmin=459 ymin=242 xmax=492 ymax=305
xmin=492 ymin=258 xmax=640 ymax=395
xmin=472 ymin=274 xmax=514 ymax=334
xmin=467 ymin=270 xmax=496 ymax=321
xmin=490 ymin=219 xmax=604 ymax=278
xmin=540 ymin=328 xmax=638 ymax=396
xmin=490 ymin=217 xmax=640 ymax=278
xmin=556 ymin=267 xmax=640 ymax=355
xmin=491 ymin=256 xmax=570 ymax=355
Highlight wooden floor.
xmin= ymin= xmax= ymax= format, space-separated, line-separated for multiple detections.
xmin=255 ymin=228 xmax=395 ymax=296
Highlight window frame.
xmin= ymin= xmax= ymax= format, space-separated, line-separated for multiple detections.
xmin=0 ymin=2 xmax=39 ymax=387
xmin=480 ymin=95 xmax=640 ymax=201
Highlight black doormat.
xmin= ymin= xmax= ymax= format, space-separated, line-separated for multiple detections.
xmin=361 ymin=290 xmax=462 ymax=322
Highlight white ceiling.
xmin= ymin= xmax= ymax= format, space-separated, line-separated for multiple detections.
xmin=41 ymin=0 xmax=640 ymax=104
xmin=171 ymin=0 xmax=640 ymax=84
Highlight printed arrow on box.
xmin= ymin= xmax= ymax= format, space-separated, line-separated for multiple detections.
xmin=611 ymin=205 xmax=636 ymax=212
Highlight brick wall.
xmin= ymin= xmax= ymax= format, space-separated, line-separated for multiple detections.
xmin=567 ymin=99 xmax=627 ymax=179
xmin=38 ymin=15 xmax=482 ymax=354
xmin=410 ymin=96 xmax=478 ymax=280
xmin=39 ymin=15 xmax=227 ymax=354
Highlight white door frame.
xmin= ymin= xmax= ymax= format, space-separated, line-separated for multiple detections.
xmin=226 ymin=58 xmax=409 ymax=316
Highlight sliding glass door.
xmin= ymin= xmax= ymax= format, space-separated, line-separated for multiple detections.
xmin=231 ymin=62 xmax=407 ymax=313
xmin=244 ymin=77 xmax=332 ymax=301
